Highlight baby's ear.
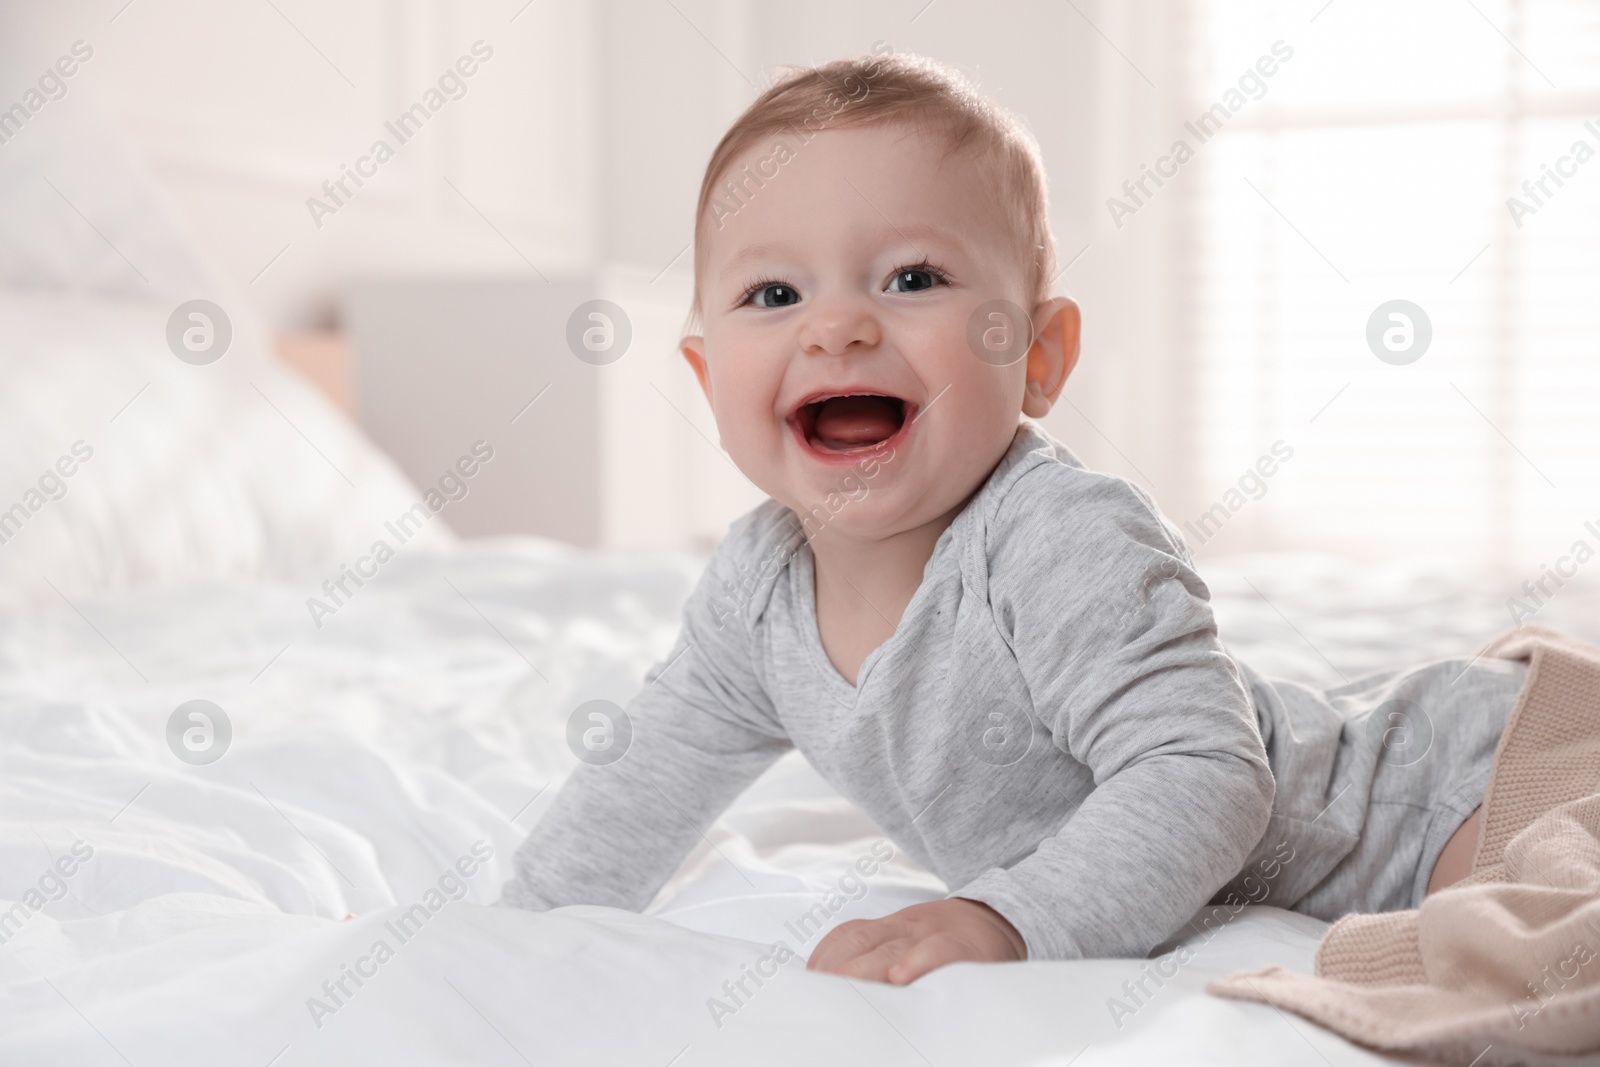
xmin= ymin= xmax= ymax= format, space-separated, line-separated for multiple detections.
xmin=1022 ymin=297 xmax=1082 ymax=418
xmin=680 ymin=336 xmax=713 ymax=406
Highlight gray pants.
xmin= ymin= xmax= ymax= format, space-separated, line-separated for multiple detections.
xmin=1213 ymin=654 xmax=1527 ymax=920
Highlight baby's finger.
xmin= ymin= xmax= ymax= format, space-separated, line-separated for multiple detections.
xmin=806 ymin=917 xmax=905 ymax=974
xmin=832 ymin=936 xmax=915 ymax=983
xmin=884 ymin=932 xmax=970 ymax=985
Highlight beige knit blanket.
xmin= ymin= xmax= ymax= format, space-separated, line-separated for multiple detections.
xmin=1208 ymin=624 xmax=1600 ymax=1066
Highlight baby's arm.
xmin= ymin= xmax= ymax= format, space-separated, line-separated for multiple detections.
xmin=500 ymin=549 xmax=791 ymax=912
xmin=956 ymin=472 xmax=1275 ymax=961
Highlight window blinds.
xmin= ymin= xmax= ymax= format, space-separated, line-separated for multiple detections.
xmin=1184 ymin=0 xmax=1600 ymax=567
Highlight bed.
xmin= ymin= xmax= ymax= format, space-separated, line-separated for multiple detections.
xmin=11 ymin=522 xmax=1600 ymax=1067
xmin=9 ymin=54 xmax=1600 ymax=1067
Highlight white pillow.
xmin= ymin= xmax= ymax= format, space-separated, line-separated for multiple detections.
xmin=0 ymin=291 xmax=451 ymax=611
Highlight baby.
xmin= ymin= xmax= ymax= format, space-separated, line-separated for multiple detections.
xmin=501 ymin=52 xmax=1527 ymax=984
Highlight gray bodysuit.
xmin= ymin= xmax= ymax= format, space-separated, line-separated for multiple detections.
xmin=501 ymin=422 xmax=1525 ymax=958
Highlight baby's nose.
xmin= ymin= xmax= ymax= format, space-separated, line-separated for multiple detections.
xmin=798 ymin=297 xmax=882 ymax=355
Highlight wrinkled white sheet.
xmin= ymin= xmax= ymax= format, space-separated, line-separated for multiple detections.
xmin=5 ymin=541 xmax=1593 ymax=1065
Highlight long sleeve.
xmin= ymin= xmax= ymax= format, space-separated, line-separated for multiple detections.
xmin=499 ymin=523 xmax=794 ymax=912
xmin=953 ymin=465 xmax=1276 ymax=960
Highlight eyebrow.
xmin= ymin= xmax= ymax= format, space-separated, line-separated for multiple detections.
xmin=714 ymin=225 xmax=971 ymax=281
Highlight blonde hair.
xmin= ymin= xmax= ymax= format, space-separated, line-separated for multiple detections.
xmin=690 ymin=50 xmax=1056 ymax=321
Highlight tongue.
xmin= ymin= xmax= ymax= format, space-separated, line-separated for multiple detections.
xmin=812 ymin=396 xmax=902 ymax=450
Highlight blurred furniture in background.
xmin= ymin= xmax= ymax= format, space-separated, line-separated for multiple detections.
xmin=345 ymin=270 xmax=760 ymax=550
xmin=274 ymin=331 xmax=353 ymax=415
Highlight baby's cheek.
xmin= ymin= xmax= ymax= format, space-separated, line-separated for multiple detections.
xmin=710 ymin=405 xmax=788 ymax=494
xmin=718 ymin=401 xmax=775 ymax=454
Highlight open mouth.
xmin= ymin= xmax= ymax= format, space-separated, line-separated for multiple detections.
xmin=788 ymin=393 xmax=913 ymax=461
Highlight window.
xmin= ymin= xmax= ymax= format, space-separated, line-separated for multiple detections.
xmin=1184 ymin=0 xmax=1600 ymax=566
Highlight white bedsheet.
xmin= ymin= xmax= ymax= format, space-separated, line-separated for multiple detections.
xmin=5 ymin=541 xmax=1590 ymax=1066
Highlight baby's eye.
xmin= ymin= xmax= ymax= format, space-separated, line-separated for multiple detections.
xmin=885 ymin=267 xmax=943 ymax=293
xmin=749 ymin=283 xmax=800 ymax=308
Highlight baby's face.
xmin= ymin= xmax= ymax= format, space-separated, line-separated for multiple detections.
xmin=683 ymin=124 xmax=1058 ymax=542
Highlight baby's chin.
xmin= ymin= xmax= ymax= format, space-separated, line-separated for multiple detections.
xmin=780 ymin=471 xmax=967 ymax=545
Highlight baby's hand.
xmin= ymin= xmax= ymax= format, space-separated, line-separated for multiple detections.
xmin=805 ymin=898 xmax=1027 ymax=984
